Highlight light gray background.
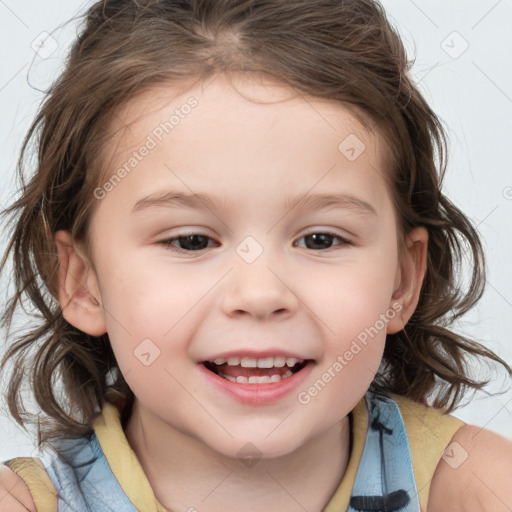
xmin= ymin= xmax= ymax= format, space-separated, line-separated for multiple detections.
xmin=1 ymin=0 xmax=511 ymax=461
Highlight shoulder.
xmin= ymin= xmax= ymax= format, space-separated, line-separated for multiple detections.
xmin=0 ymin=464 xmax=37 ymax=511
xmin=428 ymin=423 xmax=512 ymax=512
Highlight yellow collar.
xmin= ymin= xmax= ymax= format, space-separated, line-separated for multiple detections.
xmin=92 ymin=403 xmax=169 ymax=511
xmin=93 ymin=397 xmax=368 ymax=511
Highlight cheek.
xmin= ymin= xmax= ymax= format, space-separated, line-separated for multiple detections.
xmin=95 ymin=253 xmax=210 ymax=351
xmin=308 ymin=242 xmax=398 ymax=362
xmin=95 ymin=250 xmax=170 ymax=317
xmin=315 ymin=249 xmax=397 ymax=321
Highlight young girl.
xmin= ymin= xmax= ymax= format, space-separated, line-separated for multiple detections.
xmin=1 ymin=0 xmax=511 ymax=511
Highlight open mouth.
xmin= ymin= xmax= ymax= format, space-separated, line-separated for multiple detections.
xmin=202 ymin=356 xmax=312 ymax=384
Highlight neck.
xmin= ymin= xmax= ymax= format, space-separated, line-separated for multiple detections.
xmin=124 ymin=400 xmax=351 ymax=512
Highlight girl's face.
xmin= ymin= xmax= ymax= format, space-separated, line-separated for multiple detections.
xmin=66 ymin=73 xmax=425 ymax=459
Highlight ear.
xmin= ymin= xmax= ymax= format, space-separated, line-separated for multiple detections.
xmin=54 ymin=230 xmax=107 ymax=336
xmin=386 ymin=227 xmax=428 ymax=334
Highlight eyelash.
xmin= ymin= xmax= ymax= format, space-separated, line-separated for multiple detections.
xmin=157 ymin=230 xmax=353 ymax=254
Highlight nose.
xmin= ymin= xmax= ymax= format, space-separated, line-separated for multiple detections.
xmin=221 ymin=254 xmax=299 ymax=321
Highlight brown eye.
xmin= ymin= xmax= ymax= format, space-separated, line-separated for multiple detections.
xmin=159 ymin=233 xmax=216 ymax=253
xmin=295 ymin=232 xmax=351 ymax=251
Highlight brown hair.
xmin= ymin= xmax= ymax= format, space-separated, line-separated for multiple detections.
xmin=1 ymin=0 xmax=510 ymax=447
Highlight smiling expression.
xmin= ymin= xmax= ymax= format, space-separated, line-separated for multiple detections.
xmin=62 ymin=72 xmax=417 ymax=459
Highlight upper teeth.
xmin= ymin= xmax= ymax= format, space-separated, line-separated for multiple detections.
xmin=212 ymin=356 xmax=303 ymax=368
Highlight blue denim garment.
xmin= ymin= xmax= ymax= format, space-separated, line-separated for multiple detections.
xmin=19 ymin=390 xmax=420 ymax=512
xmin=347 ymin=392 xmax=421 ymax=512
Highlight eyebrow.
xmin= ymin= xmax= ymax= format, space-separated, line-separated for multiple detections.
xmin=131 ymin=191 xmax=378 ymax=217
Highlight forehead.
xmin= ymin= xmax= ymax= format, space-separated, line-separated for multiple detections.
xmin=94 ymin=73 xmax=392 ymax=212
xmin=103 ymin=72 xmax=383 ymax=160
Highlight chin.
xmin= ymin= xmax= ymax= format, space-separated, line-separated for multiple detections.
xmin=208 ymin=434 xmax=303 ymax=464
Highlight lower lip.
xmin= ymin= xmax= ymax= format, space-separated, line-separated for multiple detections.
xmin=198 ymin=361 xmax=315 ymax=405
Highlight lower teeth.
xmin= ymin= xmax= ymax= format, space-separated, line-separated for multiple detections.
xmin=219 ymin=370 xmax=293 ymax=384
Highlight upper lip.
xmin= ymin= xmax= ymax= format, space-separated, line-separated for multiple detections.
xmin=199 ymin=350 xmax=313 ymax=363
